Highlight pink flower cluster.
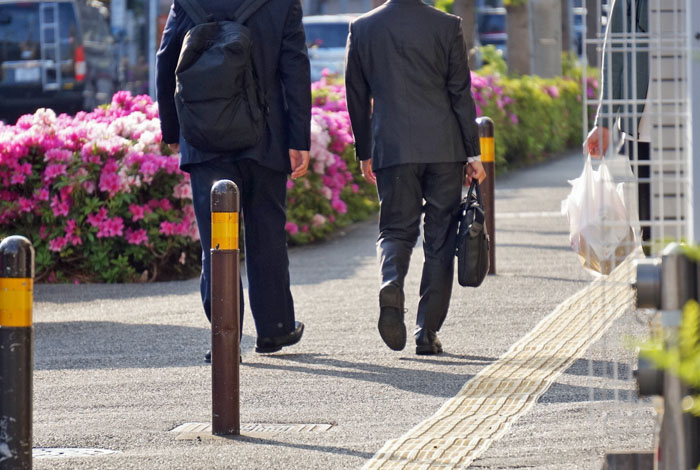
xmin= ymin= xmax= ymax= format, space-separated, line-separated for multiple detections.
xmin=285 ymin=76 xmax=362 ymax=238
xmin=0 ymin=91 xmax=199 ymax=282
xmin=471 ymin=72 xmax=518 ymax=124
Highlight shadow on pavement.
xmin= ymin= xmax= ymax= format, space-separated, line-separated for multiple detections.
xmin=34 ymin=279 xmax=200 ymax=304
xmin=218 ymin=435 xmax=375 ymax=460
xmin=564 ymin=358 xmax=632 ymax=379
xmin=34 ymin=321 xmax=252 ymax=370
xmin=537 ymin=359 xmax=636 ymax=404
xmin=538 ymin=383 xmax=636 ymax=404
xmin=244 ymin=353 xmax=474 ymax=398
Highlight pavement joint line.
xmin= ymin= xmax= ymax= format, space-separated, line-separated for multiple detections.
xmin=363 ymin=251 xmax=642 ymax=469
xmin=495 ymin=211 xmax=564 ymax=219
xmin=170 ymin=422 xmax=334 ymax=440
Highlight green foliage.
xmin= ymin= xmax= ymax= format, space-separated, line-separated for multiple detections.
xmin=472 ymin=55 xmax=590 ymax=172
xmin=503 ymin=0 xmax=528 ymax=6
xmin=639 ymin=300 xmax=700 ymax=417
xmin=479 ymin=45 xmax=508 ymax=76
xmin=433 ymin=0 xmax=453 ymax=13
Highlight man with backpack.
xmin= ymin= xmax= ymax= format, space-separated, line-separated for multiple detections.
xmin=156 ymin=0 xmax=311 ymax=361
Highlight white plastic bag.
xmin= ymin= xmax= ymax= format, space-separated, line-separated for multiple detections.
xmin=561 ymin=154 xmax=642 ymax=275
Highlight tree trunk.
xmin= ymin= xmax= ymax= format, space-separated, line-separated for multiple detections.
xmin=585 ymin=0 xmax=598 ymax=66
xmin=561 ymin=0 xmax=571 ymax=52
xmin=452 ymin=0 xmax=476 ymax=54
xmin=506 ymin=3 xmax=530 ymax=75
xmin=530 ymin=0 xmax=562 ymax=77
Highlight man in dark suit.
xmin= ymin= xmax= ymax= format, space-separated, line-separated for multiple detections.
xmin=156 ymin=0 xmax=311 ymax=360
xmin=345 ymin=0 xmax=485 ymax=355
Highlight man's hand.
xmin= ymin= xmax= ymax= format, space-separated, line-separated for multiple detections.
xmin=168 ymin=143 xmax=180 ymax=154
xmin=289 ymin=149 xmax=310 ymax=179
xmin=466 ymin=161 xmax=486 ymax=186
xmin=583 ymin=126 xmax=610 ymax=159
xmin=361 ymin=159 xmax=376 ymax=185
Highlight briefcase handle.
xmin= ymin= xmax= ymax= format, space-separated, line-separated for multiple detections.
xmin=467 ymin=180 xmax=483 ymax=205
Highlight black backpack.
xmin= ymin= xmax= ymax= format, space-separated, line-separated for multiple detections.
xmin=174 ymin=0 xmax=269 ymax=153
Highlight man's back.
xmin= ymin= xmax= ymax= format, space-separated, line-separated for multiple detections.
xmin=346 ymin=0 xmax=480 ymax=169
xmin=156 ymin=0 xmax=310 ymax=172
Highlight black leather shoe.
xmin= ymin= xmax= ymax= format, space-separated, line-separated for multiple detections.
xmin=415 ymin=329 xmax=443 ymax=355
xmin=256 ymin=321 xmax=304 ymax=353
xmin=205 ymin=349 xmax=243 ymax=363
xmin=378 ymin=283 xmax=406 ymax=351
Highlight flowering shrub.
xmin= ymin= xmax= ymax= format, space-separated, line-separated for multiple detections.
xmin=285 ymin=74 xmax=378 ymax=244
xmin=0 ymin=85 xmax=377 ymax=282
xmin=471 ymin=51 xmax=598 ymax=171
xmin=0 ymin=92 xmax=200 ymax=283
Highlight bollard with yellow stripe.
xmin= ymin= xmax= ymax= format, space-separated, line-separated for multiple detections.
xmin=0 ymin=235 xmax=35 ymax=469
xmin=209 ymin=180 xmax=241 ymax=436
xmin=476 ymin=116 xmax=496 ymax=275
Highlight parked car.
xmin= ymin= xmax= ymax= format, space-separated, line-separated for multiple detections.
xmin=476 ymin=6 xmax=507 ymax=60
xmin=0 ymin=0 xmax=115 ymax=123
xmin=302 ymin=14 xmax=355 ymax=81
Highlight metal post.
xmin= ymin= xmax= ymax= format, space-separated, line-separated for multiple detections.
xmin=0 ymin=236 xmax=34 ymax=469
xmin=657 ymin=243 xmax=695 ymax=470
xmin=477 ymin=116 xmax=495 ymax=275
xmin=689 ymin=0 xmax=700 ymax=245
xmin=210 ymin=180 xmax=240 ymax=436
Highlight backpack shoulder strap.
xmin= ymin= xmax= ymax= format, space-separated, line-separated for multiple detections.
xmin=178 ymin=0 xmax=210 ymax=25
xmin=233 ymin=0 xmax=271 ymax=24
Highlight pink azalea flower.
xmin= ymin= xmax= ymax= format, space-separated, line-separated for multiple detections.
xmin=129 ymin=204 xmax=150 ymax=222
xmin=285 ymin=222 xmax=299 ymax=235
xmin=331 ymin=199 xmax=347 ymax=214
xmin=43 ymin=164 xmax=67 ymax=183
xmin=50 ymin=195 xmax=70 ymax=217
xmin=125 ymin=228 xmax=149 ymax=245
xmin=49 ymin=236 xmax=68 ymax=252
xmin=37 ymin=188 xmax=50 ymax=201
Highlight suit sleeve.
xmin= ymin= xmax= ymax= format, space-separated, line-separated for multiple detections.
xmin=279 ymin=0 xmax=311 ymax=151
xmin=446 ymin=18 xmax=480 ymax=157
xmin=155 ymin=3 xmax=183 ymax=145
xmin=344 ymin=22 xmax=371 ymax=161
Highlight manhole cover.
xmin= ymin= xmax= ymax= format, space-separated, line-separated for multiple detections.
xmin=33 ymin=448 xmax=119 ymax=458
xmin=171 ymin=422 xmax=333 ymax=440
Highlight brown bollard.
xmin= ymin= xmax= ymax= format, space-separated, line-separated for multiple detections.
xmin=210 ymin=180 xmax=240 ymax=436
xmin=477 ymin=117 xmax=496 ymax=275
xmin=0 ymin=235 xmax=35 ymax=469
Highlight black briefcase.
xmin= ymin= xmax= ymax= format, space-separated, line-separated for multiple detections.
xmin=455 ymin=180 xmax=490 ymax=287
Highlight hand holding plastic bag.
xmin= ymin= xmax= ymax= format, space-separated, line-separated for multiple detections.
xmin=561 ymin=155 xmax=642 ymax=275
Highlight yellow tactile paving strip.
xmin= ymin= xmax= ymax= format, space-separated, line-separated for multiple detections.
xmin=364 ymin=254 xmax=640 ymax=469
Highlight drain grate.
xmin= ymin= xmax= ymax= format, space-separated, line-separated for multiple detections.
xmin=171 ymin=422 xmax=333 ymax=440
xmin=33 ymin=448 xmax=119 ymax=459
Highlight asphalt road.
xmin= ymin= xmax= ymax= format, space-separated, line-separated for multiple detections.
xmin=27 ymin=150 xmax=655 ymax=469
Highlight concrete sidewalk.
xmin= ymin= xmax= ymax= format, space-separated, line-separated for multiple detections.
xmin=29 ymin=150 xmax=654 ymax=469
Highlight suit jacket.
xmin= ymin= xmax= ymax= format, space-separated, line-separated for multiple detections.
xmin=595 ymin=0 xmax=648 ymax=134
xmin=345 ymin=0 xmax=480 ymax=171
xmin=156 ymin=0 xmax=311 ymax=173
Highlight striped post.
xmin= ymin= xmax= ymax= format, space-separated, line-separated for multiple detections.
xmin=210 ymin=180 xmax=240 ymax=436
xmin=0 ymin=235 xmax=34 ymax=469
xmin=477 ymin=117 xmax=496 ymax=275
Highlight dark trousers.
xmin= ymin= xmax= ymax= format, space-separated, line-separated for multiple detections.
xmin=621 ymin=141 xmax=650 ymax=242
xmin=189 ymin=158 xmax=296 ymax=338
xmin=375 ymin=162 xmax=464 ymax=333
